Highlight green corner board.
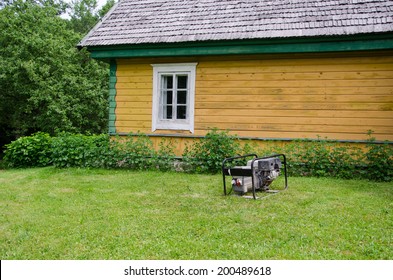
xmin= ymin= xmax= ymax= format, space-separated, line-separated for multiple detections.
xmin=108 ymin=61 xmax=117 ymax=134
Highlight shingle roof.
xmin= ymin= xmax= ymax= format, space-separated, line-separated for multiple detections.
xmin=79 ymin=0 xmax=393 ymax=47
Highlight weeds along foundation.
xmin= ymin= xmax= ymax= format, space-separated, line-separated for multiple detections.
xmin=3 ymin=131 xmax=392 ymax=182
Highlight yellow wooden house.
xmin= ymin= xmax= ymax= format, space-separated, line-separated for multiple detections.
xmin=79 ymin=0 xmax=393 ymax=154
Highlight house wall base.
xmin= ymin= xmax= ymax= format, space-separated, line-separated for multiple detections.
xmin=113 ymin=133 xmax=390 ymax=157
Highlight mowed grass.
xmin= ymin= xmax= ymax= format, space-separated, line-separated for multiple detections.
xmin=0 ymin=167 xmax=392 ymax=260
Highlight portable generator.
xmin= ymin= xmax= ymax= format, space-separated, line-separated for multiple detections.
xmin=222 ymin=154 xmax=288 ymax=199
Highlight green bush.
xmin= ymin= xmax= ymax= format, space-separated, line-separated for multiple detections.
xmin=182 ymin=129 xmax=241 ymax=173
xmin=106 ymin=134 xmax=178 ymax=171
xmin=3 ymin=130 xmax=392 ymax=181
xmin=109 ymin=133 xmax=155 ymax=170
xmin=3 ymin=132 xmax=52 ymax=167
xmin=326 ymin=144 xmax=362 ymax=179
xmin=153 ymin=138 xmax=178 ymax=171
xmin=363 ymin=138 xmax=393 ymax=182
xmin=251 ymin=135 xmax=393 ymax=182
xmin=279 ymin=138 xmax=364 ymax=179
xmin=3 ymin=132 xmax=178 ymax=171
xmin=51 ymin=133 xmax=110 ymax=168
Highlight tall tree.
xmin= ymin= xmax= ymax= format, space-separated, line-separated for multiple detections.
xmin=68 ymin=0 xmax=98 ymax=34
xmin=0 ymin=0 xmax=108 ymax=149
xmin=1 ymin=0 xmax=68 ymax=14
xmin=97 ymin=0 xmax=115 ymax=18
xmin=67 ymin=0 xmax=116 ymax=35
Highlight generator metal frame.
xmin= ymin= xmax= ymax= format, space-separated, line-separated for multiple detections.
xmin=222 ymin=153 xmax=288 ymax=199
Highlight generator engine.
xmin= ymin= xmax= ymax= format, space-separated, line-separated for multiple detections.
xmin=231 ymin=157 xmax=282 ymax=194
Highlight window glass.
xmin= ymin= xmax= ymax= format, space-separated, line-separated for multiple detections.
xmin=177 ymin=106 xmax=187 ymax=119
xmin=162 ymin=75 xmax=173 ymax=89
xmin=177 ymin=75 xmax=188 ymax=89
xmin=161 ymin=75 xmax=188 ymax=120
xmin=177 ymin=90 xmax=187 ymax=105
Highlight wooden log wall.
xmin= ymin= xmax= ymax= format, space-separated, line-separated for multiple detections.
xmin=114 ymin=52 xmax=393 ymax=144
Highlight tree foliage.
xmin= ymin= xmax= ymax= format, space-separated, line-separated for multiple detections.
xmin=67 ymin=0 xmax=116 ymax=35
xmin=0 ymin=0 xmax=68 ymax=13
xmin=0 ymin=0 xmax=112 ymax=151
xmin=68 ymin=0 xmax=99 ymax=34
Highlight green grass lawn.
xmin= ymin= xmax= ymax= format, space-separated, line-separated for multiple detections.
xmin=0 ymin=167 xmax=392 ymax=260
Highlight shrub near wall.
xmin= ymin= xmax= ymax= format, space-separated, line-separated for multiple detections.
xmin=255 ymin=137 xmax=393 ymax=182
xmin=3 ymin=132 xmax=53 ymax=167
xmin=182 ymin=129 xmax=241 ymax=173
xmin=51 ymin=133 xmax=110 ymax=168
xmin=3 ymin=130 xmax=393 ymax=182
xmin=3 ymin=132 xmax=177 ymax=170
xmin=281 ymin=139 xmax=363 ymax=179
xmin=107 ymin=134 xmax=176 ymax=170
xmin=363 ymin=137 xmax=393 ymax=182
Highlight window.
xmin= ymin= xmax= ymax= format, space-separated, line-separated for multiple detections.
xmin=152 ymin=63 xmax=197 ymax=132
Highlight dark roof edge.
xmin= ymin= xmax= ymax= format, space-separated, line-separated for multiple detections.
xmin=85 ymin=32 xmax=393 ymax=59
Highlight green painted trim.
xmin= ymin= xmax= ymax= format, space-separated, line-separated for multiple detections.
xmin=88 ymin=33 xmax=393 ymax=59
xmin=108 ymin=60 xmax=117 ymax=134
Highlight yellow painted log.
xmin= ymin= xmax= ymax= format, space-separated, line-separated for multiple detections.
xmin=116 ymin=95 xmax=152 ymax=102
xmin=116 ymin=101 xmax=152 ymax=108
xmin=196 ymin=87 xmax=393 ymax=96
xmin=195 ymin=101 xmax=391 ymax=111
xmin=115 ymin=115 xmax=151 ymax=121
xmin=196 ymin=115 xmax=392 ymax=127
xmin=195 ymin=94 xmax=393 ymax=103
xmin=117 ymin=76 xmax=152 ymax=83
xmin=197 ymin=79 xmax=393 ymax=89
xmin=195 ymin=108 xmax=393 ymax=118
xmin=116 ymin=83 xmax=152 ymax=89
xmin=116 ymin=108 xmax=152 ymax=115
xmin=197 ymin=71 xmax=393 ymax=81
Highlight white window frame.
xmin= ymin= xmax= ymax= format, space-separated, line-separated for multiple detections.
xmin=151 ymin=63 xmax=197 ymax=133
